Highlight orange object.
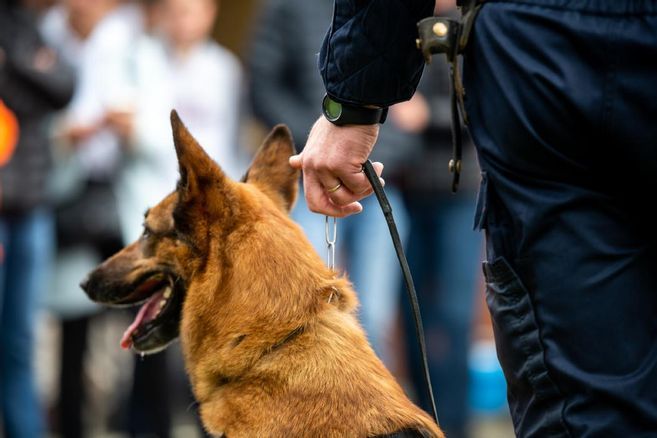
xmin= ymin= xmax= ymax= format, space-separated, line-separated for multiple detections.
xmin=0 ymin=100 xmax=19 ymax=167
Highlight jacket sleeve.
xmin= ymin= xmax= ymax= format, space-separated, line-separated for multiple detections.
xmin=319 ymin=0 xmax=434 ymax=107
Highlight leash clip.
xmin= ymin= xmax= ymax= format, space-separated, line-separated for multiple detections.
xmin=325 ymin=215 xmax=337 ymax=270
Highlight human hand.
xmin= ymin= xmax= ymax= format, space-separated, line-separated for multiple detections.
xmin=33 ymin=47 xmax=56 ymax=72
xmin=389 ymin=92 xmax=430 ymax=134
xmin=62 ymin=123 xmax=100 ymax=147
xmin=289 ymin=116 xmax=384 ymax=217
xmin=105 ymin=108 xmax=135 ymax=142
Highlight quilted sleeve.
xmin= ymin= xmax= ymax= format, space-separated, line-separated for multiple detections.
xmin=319 ymin=0 xmax=434 ymax=107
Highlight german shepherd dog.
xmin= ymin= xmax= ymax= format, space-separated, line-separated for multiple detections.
xmin=81 ymin=111 xmax=443 ymax=438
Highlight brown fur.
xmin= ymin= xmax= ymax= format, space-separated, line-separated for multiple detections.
xmin=85 ymin=111 xmax=443 ymax=438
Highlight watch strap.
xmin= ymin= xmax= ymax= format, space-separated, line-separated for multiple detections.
xmin=323 ymin=94 xmax=388 ymax=126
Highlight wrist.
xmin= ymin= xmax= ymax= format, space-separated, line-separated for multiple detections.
xmin=322 ymin=94 xmax=388 ymax=126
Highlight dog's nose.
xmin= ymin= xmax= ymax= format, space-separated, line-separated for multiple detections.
xmin=79 ymin=273 xmax=91 ymax=292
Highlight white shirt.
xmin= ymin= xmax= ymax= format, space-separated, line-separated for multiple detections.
xmin=41 ymin=4 xmax=142 ymax=178
xmin=117 ymin=37 xmax=245 ymax=243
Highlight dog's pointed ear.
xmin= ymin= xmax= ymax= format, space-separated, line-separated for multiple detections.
xmin=170 ymin=109 xmax=227 ymax=201
xmin=170 ymin=110 xmax=236 ymax=241
xmin=244 ymin=124 xmax=299 ymax=212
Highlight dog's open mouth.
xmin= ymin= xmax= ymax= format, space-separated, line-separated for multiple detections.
xmin=119 ymin=273 xmax=185 ymax=354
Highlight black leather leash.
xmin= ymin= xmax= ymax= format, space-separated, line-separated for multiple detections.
xmin=362 ymin=160 xmax=439 ymax=427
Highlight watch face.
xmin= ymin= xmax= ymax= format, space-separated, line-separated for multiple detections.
xmin=323 ymin=96 xmax=342 ymax=122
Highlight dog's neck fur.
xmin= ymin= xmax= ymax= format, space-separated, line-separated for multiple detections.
xmin=182 ymin=279 xmax=439 ymax=438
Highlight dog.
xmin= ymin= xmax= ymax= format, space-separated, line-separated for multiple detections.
xmin=81 ymin=111 xmax=443 ymax=438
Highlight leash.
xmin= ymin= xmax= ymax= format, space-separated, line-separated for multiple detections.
xmin=362 ymin=160 xmax=440 ymax=427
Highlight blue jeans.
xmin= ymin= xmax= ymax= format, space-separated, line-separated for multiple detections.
xmin=292 ymin=187 xmax=408 ymax=366
xmin=0 ymin=209 xmax=53 ymax=437
xmin=400 ymin=192 xmax=481 ymax=438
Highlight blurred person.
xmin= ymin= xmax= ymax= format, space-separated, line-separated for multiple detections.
xmin=104 ymin=0 xmax=243 ymax=435
xmin=0 ymin=0 xmax=75 ymax=435
xmin=40 ymin=1 xmax=140 ymax=436
xmin=117 ymin=0 xmax=244 ymax=245
xmin=391 ymin=3 xmax=481 ymax=434
xmin=248 ymin=0 xmax=413 ymax=368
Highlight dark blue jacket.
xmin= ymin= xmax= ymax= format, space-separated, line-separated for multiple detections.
xmin=319 ymin=0 xmax=434 ymax=107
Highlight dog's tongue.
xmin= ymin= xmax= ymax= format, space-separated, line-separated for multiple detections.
xmin=121 ymin=291 xmax=164 ymax=349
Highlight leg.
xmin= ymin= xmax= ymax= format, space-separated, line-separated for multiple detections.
xmin=465 ymin=3 xmax=657 ymax=435
xmin=1 ymin=209 xmax=54 ymax=437
xmin=401 ymin=191 xmax=481 ymax=438
xmin=59 ymin=315 xmax=90 ymax=438
xmin=344 ymin=187 xmax=409 ymax=366
xmin=128 ymin=348 xmax=171 ymax=438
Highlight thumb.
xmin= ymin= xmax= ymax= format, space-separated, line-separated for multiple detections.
xmin=289 ymin=153 xmax=303 ymax=169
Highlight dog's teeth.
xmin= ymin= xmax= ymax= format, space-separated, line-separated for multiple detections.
xmin=163 ymin=288 xmax=172 ymax=299
xmin=159 ymin=300 xmax=166 ymax=308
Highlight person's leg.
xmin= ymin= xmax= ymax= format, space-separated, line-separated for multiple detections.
xmin=128 ymin=347 xmax=171 ymax=438
xmin=465 ymin=3 xmax=657 ymax=435
xmin=402 ymin=192 xmax=480 ymax=438
xmin=0 ymin=216 xmax=8 ymax=317
xmin=59 ymin=315 xmax=90 ymax=438
xmin=429 ymin=194 xmax=480 ymax=438
xmin=0 ymin=216 xmax=8 ymax=423
xmin=1 ymin=209 xmax=54 ymax=437
xmin=345 ymin=187 xmax=408 ymax=366
xmin=400 ymin=191 xmax=436 ymax=402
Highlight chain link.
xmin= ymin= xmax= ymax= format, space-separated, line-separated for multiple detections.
xmin=325 ymin=215 xmax=337 ymax=270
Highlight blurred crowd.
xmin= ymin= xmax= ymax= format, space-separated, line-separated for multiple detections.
xmin=0 ymin=0 xmax=508 ymax=437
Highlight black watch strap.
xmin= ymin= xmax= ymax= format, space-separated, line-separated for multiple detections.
xmin=322 ymin=94 xmax=388 ymax=126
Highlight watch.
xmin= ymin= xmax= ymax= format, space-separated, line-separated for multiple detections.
xmin=322 ymin=94 xmax=388 ymax=126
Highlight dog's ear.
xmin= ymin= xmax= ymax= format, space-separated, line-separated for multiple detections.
xmin=244 ymin=124 xmax=299 ymax=212
xmin=170 ymin=110 xmax=234 ymax=239
xmin=170 ymin=109 xmax=228 ymax=199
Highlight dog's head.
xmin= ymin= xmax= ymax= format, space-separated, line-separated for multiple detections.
xmin=81 ymin=110 xmax=342 ymax=356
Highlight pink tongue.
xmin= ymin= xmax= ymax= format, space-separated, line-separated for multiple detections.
xmin=121 ymin=291 xmax=165 ymax=349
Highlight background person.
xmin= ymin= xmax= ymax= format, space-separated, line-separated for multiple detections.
xmin=41 ymin=0 xmax=143 ymax=435
xmin=0 ymin=0 xmax=75 ymax=435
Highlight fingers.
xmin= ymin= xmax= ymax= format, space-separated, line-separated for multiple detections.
xmin=314 ymin=170 xmax=358 ymax=207
xmin=287 ymin=117 xmax=384 ymax=217
xmin=319 ymin=160 xmax=387 ymax=206
xmin=303 ymin=170 xmax=363 ymax=217
xmin=289 ymin=154 xmax=302 ymax=169
xmin=333 ymin=164 xmax=373 ymax=197
xmin=370 ymin=161 xmax=384 ymax=178
xmin=333 ymin=161 xmax=385 ymax=198
xmin=289 ymin=152 xmax=386 ymax=216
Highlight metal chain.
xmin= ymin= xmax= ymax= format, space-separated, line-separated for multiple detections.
xmin=325 ymin=215 xmax=337 ymax=270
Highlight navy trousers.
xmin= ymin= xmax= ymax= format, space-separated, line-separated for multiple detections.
xmin=463 ymin=1 xmax=657 ymax=436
